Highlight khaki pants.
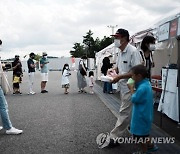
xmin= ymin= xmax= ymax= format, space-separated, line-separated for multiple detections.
xmin=110 ymin=92 xmax=132 ymax=139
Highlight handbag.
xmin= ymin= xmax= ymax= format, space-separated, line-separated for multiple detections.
xmin=80 ymin=68 xmax=87 ymax=76
xmin=0 ymin=72 xmax=11 ymax=94
xmin=13 ymin=76 xmax=20 ymax=83
xmin=79 ymin=60 xmax=87 ymax=76
xmin=112 ymin=83 xmax=118 ymax=90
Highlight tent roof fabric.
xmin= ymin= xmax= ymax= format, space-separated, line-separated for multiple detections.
xmin=131 ymin=10 xmax=180 ymax=43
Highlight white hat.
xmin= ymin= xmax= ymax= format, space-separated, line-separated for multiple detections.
xmin=42 ymin=52 xmax=47 ymax=56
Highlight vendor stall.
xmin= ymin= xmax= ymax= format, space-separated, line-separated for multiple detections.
xmin=130 ymin=11 xmax=180 ymax=123
xmin=158 ymin=68 xmax=178 ymax=122
xmin=95 ymin=10 xmax=180 ymax=124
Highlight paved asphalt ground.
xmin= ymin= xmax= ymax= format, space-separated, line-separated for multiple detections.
xmin=0 ymin=71 xmax=180 ymax=154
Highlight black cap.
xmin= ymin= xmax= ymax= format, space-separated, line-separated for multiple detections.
xmin=111 ymin=28 xmax=129 ymax=38
xmin=30 ymin=52 xmax=35 ymax=57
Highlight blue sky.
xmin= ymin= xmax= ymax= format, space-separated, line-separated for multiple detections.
xmin=0 ymin=0 xmax=180 ymax=59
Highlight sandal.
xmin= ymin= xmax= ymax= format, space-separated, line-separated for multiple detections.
xmin=82 ymin=90 xmax=87 ymax=93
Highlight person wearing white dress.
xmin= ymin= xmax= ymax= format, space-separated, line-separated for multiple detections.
xmin=88 ymin=71 xmax=95 ymax=94
xmin=61 ymin=64 xmax=71 ymax=94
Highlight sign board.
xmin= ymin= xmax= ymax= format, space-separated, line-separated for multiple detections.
xmin=162 ymin=68 xmax=177 ymax=93
xmin=170 ymin=19 xmax=178 ymax=38
xmin=158 ymin=22 xmax=170 ymax=42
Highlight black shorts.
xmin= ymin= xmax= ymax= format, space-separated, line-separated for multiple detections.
xmin=13 ymin=83 xmax=19 ymax=88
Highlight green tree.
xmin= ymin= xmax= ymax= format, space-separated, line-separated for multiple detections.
xmin=34 ymin=54 xmax=41 ymax=61
xmin=70 ymin=30 xmax=114 ymax=58
xmin=34 ymin=54 xmax=41 ymax=70
xmin=99 ymin=36 xmax=113 ymax=51
xmin=83 ymin=30 xmax=95 ymax=58
xmin=70 ymin=43 xmax=85 ymax=58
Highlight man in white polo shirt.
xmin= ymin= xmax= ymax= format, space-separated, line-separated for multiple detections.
xmin=109 ymin=28 xmax=142 ymax=146
xmin=40 ymin=52 xmax=49 ymax=93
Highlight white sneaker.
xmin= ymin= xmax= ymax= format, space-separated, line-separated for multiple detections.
xmin=6 ymin=127 xmax=23 ymax=135
xmin=28 ymin=91 xmax=36 ymax=95
xmin=0 ymin=126 xmax=3 ymax=130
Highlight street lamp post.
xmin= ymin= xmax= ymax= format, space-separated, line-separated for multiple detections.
xmin=107 ymin=25 xmax=118 ymax=35
xmin=0 ymin=40 xmax=2 ymax=52
xmin=84 ymin=44 xmax=89 ymax=69
xmin=86 ymin=41 xmax=91 ymax=70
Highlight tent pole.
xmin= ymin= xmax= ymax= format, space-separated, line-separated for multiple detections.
xmin=160 ymin=38 xmax=174 ymax=127
xmin=177 ymin=36 xmax=180 ymax=127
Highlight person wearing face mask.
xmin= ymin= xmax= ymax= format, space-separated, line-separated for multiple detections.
xmin=12 ymin=55 xmax=23 ymax=95
xmin=61 ymin=63 xmax=71 ymax=94
xmin=27 ymin=52 xmax=36 ymax=95
xmin=77 ymin=55 xmax=87 ymax=93
xmin=103 ymin=28 xmax=142 ymax=147
xmin=140 ymin=35 xmax=156 ymax=80
xmin=40 ymin=52 xmax=49 ymax=93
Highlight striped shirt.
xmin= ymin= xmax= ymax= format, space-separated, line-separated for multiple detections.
xmin=116 ymin=43 xmax=142 ymax=95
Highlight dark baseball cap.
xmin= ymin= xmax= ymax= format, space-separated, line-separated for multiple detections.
xmin=15 ymin=55 xmax=20 ymax=58
xmin=111 ymin=28 xmax=129 ymax=38
xmin=29 ymin=52 xmax=35 ymax=56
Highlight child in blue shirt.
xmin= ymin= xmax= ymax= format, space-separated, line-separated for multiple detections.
xmin=128 ymin=64 xmax=155 ymax=153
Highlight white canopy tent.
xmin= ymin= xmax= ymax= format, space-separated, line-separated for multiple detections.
xmin=95 ymin=9 xmax=180 ymax=123
xmin=130 ymin=10 xmax=180 ymax=123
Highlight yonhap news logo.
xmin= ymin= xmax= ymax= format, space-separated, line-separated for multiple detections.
xmin=96 ymin=133 xmax=175 ymax=148
xmin=112 ymin=136 xmax=175 ymax=144
xmin=96 ymin=132 xmax=111 ymax=148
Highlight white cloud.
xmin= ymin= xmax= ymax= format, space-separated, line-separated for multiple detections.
xmin=0 ymin=0 xmax=180 ymax=59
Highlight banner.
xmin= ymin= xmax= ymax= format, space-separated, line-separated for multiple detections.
xmin=169 ymin=19 xmax=178 ymax=38
xmin=158 ymin=22 xmax=170 ymax=42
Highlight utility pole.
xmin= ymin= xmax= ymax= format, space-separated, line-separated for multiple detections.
xmin=107 ymin=25 xmax=118 ymax=35
xmin=0 ymin=39 xmax=2 ymax=51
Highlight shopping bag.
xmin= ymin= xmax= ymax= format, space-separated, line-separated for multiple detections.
xmin=112 ymin=83 xmax=118 ymax=90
